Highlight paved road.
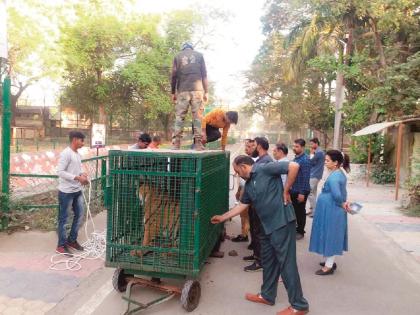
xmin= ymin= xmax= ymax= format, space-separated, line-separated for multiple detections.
xmin=1 ymin=143 xmax=419 ymax=315
xmin=48 ymin=144 xmax=420 ymax=315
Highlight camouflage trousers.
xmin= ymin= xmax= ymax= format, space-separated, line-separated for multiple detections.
xmin=172 ymin=91 xmax=204 ymax=143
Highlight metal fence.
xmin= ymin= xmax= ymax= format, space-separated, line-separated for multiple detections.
xmin=3 ymin=156 xmax=109 ymax=231
xmin=10 ymin=137 xmax=135 ymax=153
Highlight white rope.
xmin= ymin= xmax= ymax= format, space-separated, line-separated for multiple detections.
xmin=50 ymin=181 xmax=106 ymax=271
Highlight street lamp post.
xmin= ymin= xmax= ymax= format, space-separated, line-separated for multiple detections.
xmin=332 ymin=38 xmax=347 ymax=150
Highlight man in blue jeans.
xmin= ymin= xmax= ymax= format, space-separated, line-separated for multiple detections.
xmin=56 ymin=131 xmax=89 ymax=255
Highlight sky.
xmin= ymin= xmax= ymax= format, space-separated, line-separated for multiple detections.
xmin=15 ymin=0 xmax=266 ymax=109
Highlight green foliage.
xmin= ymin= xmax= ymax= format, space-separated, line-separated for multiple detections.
xmin=349 ymin=135 xmax=384 ymax=164
xmin=247 ymin=0 xmax=420 ymax=143
xmin=57 ymin=3 xmax=227 ymax=137
xmin=371 ymin=165 xmax=396 ymax=184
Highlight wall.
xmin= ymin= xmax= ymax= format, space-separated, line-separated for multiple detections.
xmin=388 ymin=121 xmax=420 ymax=185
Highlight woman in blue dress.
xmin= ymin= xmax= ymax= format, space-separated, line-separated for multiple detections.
xmin=309 ymin=150 xmax=351 ymax=275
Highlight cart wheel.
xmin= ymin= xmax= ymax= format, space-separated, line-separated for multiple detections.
xmin=180 ymin=280 xmax=201 ymax=312
xmin=112 ymin=268 xmax=133 ymax=293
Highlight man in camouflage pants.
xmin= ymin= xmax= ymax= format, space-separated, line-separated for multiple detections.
xmin=171 ymin=42 xmax=208 ymax=150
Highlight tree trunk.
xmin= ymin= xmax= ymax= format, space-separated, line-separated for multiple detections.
xmin=10 ymin=82 xmax=30 ymax=127
xmin=369 ymin=18 xmax=387 ymax=69
xmin=328 ymin=81 xmax=332 ymax=103
xmin=96 ymin=68 xmax=106 ymax=124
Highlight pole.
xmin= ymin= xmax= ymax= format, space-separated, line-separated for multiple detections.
xmin=1 ymin=76 xmax=11 ymax=229
xmin=333 ymin=72 xmax=344 ymax=149
xmin=395 ymin=123 xmax=404 ymax=200
xmin=366 ymin=137 xmax=371 ymax=187
xmin=333 ymin=39 xmax=347 ymax=150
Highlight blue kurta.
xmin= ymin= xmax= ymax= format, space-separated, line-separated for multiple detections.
xmin=309 ymin=170 xmax=348 ymax=257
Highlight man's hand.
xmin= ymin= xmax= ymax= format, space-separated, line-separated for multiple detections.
xmin=201 ymin=132 xmax=207 ymax=144
xmin=203 ymin=92 xmax=209 ymax=103
xmin=283 ymin=191 xmax=291 ymax=205
xmin=76 ymin=174 xmax=89 ymax=185
xmin=171 ymin=94 xmax=177 ymax=103
xmin=297 ymin=194 xmax=305 ymax=203
xmin=211 ymin=215 xmax=225 ymax=224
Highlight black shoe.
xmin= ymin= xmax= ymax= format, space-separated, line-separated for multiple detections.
xmin=243 ymin=255 xmax=255 ymax=262
xmin=67 ymin=240 xmax=84 ymax=251
xmin=320 ymin=262 xmax=337 ymax=270
xmin=247 ymin=243 xmax=254 ymax=250
xmin=296 ymin=233 xmax=304 ymax=240
xmin=315 ymin=268 xmax=334 ymax=275
xmin=244 ymin=261 xmax=262 ymax=272
xmin=210 ymin=251 xmax=224 ymax=258
xmin=232 ymin=235 xmax=249 ymax=242
xmin=151 ymin=277 xmax=161 ymax=284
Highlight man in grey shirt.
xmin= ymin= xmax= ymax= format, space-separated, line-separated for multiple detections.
xmin=56 ymin=131 xmax=89 ymax=255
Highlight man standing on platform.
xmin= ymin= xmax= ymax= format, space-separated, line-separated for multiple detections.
xmin=170 ymin=42 xmax=208 ymax=150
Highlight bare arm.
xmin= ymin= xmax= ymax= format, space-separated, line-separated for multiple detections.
xmin=283 ymin=162 xmax=299 ymax=204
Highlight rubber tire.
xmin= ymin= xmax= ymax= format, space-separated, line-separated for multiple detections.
xmin=180 ymin=280 xmax=201 ymax=312
xmin=112 ymin=268 xmax=133 ymax=293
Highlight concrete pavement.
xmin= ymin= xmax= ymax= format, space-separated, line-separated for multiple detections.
xmin=1 ymin=143 xmax=420 ymax=315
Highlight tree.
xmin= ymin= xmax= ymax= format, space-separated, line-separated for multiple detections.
xmin=246 ymin=0 xmax=420 ymax=148
xmin=6 ymin=0 xmax=60 ymax=125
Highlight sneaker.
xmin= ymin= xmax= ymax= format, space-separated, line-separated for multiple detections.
xmin=296 ymin=233 xmax=304 ymax=240
xmin=56 ymin=246 xmax=73 ymax=256
xmin=232 ymin=235 xmax=249 ymax=242
xmin=67 ymin=240 xmax=84 ymax=251
xmin=247 ymin=243 xmax=254 ymax=250
xmin=243 ymin=255 xmax=255 ymax=262
xmin=244 ymin=261 xmax=262 ymax=272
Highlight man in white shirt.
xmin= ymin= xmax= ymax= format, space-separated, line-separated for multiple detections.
xmin=273 ymin=143 xmax=289 ymax=188
xmin=232 ymin=139 xmax=257 ymax=243
xmin=56 ymin=131 xmax=89 ymax=256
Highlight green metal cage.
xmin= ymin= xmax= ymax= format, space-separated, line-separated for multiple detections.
xmin=105 ymin=149 xmax=230 ymax=279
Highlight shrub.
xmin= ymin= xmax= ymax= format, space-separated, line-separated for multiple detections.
xmin=371 ymin=165 xmax=396 ymax=184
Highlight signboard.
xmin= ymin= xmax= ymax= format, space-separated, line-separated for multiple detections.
xmin=0 ymin=0 xmax=7 ymax=59
xmin=91 ymin=123 xmax=106 ymax=148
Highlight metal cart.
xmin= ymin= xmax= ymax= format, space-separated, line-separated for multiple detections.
xmin=106 ymin=149 xmax=229 ymax=314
